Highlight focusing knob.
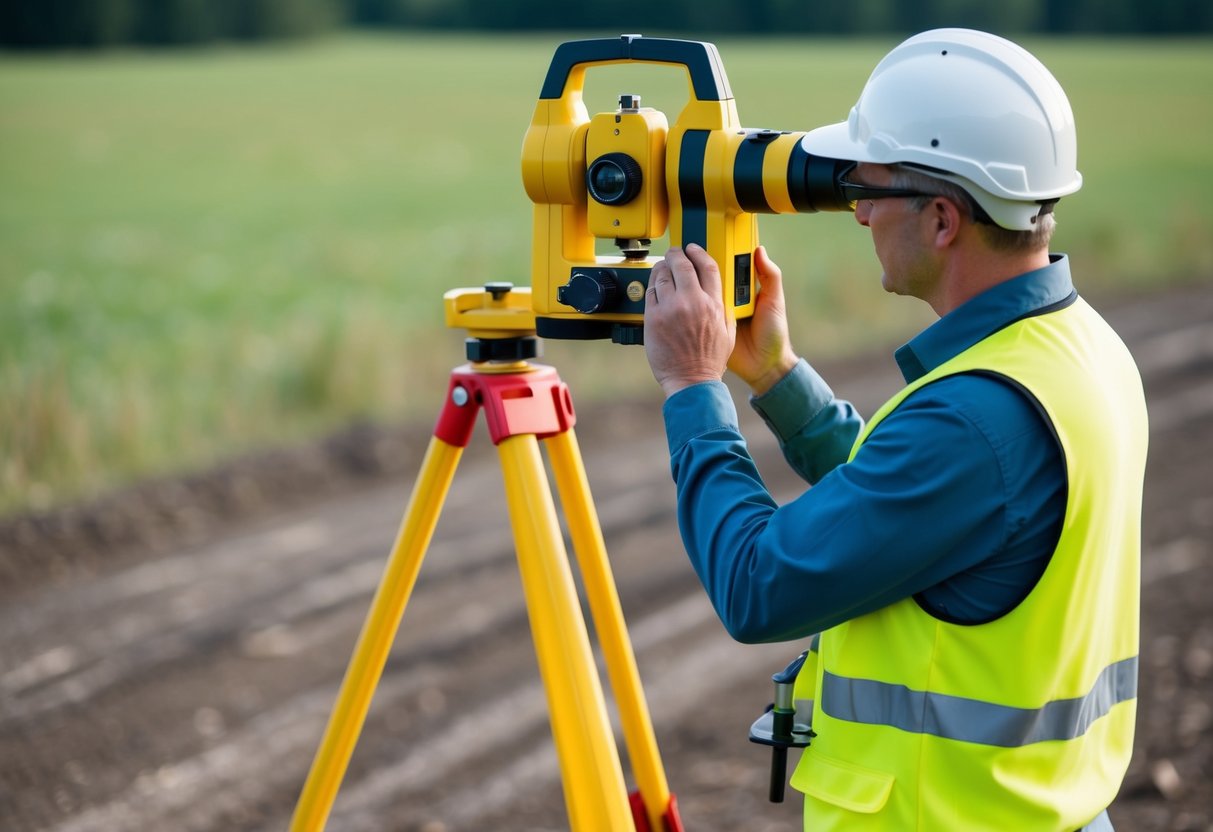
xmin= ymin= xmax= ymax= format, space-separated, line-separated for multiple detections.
xmin=558 ymin=270 xmax=619 ymax=314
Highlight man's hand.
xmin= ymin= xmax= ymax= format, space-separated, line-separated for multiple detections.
xmin=729 ymin=246 xmax=798 ymax=396
xmin=643 ymin=244 xmax=736 ymax=398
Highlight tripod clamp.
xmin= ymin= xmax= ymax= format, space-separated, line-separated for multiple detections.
xmin=749 ymin=649 xmax=815 ymax=803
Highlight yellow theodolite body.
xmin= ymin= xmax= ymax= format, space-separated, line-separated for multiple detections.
xmin=521 ymin=34 xmax=852 ymax=344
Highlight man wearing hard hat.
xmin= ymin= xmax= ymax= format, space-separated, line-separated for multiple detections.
xmin=644 ymin=29 xmax=1147 ymax=831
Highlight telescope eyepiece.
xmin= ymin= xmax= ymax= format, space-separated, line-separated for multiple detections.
xmin=786 ymin=145 xmax=854 ymax=214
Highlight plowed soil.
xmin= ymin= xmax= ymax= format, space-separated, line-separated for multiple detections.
xmin=2 ymin=284 xmax=1211 ymax=831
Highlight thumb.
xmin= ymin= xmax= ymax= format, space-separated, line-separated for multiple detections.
xmin=754 ymin=246 xmax=785 ymax=306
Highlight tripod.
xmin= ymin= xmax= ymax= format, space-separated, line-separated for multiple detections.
xmin=290 ymin=285 xmax=683 ymax=831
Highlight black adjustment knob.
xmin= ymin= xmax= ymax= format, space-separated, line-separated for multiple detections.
xmin=484 ymin=281 xmax=513 ymax=300
xmin=612 ymin=324 xmax=644 ymax=346
xmin=557 ymin=270 xmax=619 ymax=314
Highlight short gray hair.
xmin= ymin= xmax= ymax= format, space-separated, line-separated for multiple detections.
xmin=887 ymin=164 xmax=1055 ymax=253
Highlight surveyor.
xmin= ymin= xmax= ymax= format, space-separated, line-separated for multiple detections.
xmin=643 ymin=28 xmax=1147 ymax=831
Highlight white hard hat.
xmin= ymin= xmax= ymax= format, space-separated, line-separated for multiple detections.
xmin=803 ymin=28 xmax=1081 ymax=230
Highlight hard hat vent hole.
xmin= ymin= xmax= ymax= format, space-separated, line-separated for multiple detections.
xmin=931 ymin=138 xmax=940 ymax=147
xmin=941 ymin=50 xmax=948 ymax=56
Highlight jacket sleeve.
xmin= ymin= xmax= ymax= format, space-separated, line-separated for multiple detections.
xmin=748 ymin=359 xmax=864 ymax=484
xmin=663 ymin=376 xmax=1025 ymax=643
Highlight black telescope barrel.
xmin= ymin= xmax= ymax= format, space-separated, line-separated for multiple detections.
xmin=788 ymin=142 xmax=854 ymax=214
xmin=731 ymin=131 xmax=854 ymax=215
xmin=732 ymin=129 xmax=782 ymax=213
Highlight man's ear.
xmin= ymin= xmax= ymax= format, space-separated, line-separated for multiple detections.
xmin=928 ymin=196 xmax=964 ymax=249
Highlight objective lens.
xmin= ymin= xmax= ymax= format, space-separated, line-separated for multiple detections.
xmin=587 ymin=153 xmax=642 ymax=205
xmin=591 ymin=164 xmax=627 ymax=200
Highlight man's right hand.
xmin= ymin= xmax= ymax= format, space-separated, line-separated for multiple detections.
xmin=729 ymin=246 xmax=798 ymax=395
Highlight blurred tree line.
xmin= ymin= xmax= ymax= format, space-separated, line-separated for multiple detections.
xmin=3 ymin=0 xmax=1211 ymax=47
xmin=0 ymin=0 xmax=343 ymax=47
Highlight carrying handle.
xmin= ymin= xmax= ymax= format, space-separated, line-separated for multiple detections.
xmin=538 ymin=34 xmax=733 ymax=102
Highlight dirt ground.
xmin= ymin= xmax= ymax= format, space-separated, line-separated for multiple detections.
xmin=2 ymin=282 xmax=1211 ymax=831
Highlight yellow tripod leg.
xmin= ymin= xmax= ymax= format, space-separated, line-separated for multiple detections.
xmin=547 ymin=428 xmax=673 ymax=831
xmin=497 ymin=433 xmax=634 ymax=831
xmin=290 ymin=436 xmax=463 ymax=832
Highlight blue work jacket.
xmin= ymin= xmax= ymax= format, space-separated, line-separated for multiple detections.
xmin=663 ymin=257 xmax=1075 ymax=642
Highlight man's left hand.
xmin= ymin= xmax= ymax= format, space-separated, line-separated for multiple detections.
xmin=643 ymin=244 xmax=736 ymax=398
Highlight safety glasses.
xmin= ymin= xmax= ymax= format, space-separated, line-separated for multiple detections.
xmin=837 ymin=164 xmax=997 ymax=224
xmin=837 ymin=164 xmax=939 ymax=206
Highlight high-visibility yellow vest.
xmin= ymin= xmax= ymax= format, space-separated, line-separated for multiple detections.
xmin=789 ymin=295 xmax=1148 ymax=830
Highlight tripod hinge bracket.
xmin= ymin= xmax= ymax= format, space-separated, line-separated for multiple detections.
xmin=434 ymin=363 xmax=575 ymax=447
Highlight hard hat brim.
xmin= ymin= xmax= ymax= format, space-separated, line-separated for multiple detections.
xmin=801 ymin=121 xmax=867 ymax=164
xmin=800 ymin=119 xmax=1079 ymax=232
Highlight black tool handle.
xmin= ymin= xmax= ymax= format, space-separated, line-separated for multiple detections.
xmin=769 ymin=746 xmax=789 ymax=802
xmin=767 ymin=650 xmax=808 ymax=803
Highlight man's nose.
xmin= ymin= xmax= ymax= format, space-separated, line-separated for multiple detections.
xmin=854 ymin=200 xmax=872 ymax=228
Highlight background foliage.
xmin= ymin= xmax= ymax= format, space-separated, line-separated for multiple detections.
xmin=3 ymin=0 xmax=1212 ymax=47
xmin=1 ymin=0 xmax=343 ymax=47
xmin=2 ymin=28 xmax=1211 ymax=516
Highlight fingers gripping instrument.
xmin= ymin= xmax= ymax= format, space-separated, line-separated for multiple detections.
xmin=521 ymin=34 xmax=855 ymax=344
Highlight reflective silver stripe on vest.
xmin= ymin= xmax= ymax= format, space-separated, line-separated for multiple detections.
xmin=820 ymin=656 xmax=1137 ymax=748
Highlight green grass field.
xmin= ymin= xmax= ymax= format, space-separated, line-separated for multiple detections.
xmin=2 ymin=33 xmax=1212 ymax=513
